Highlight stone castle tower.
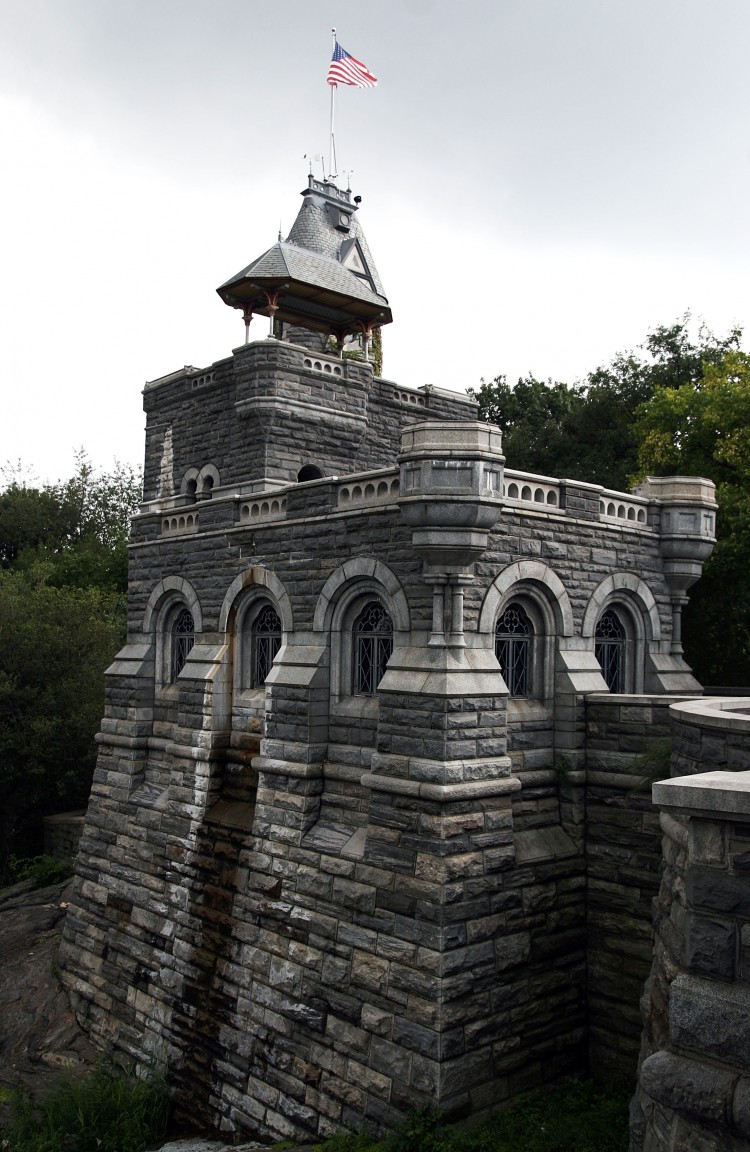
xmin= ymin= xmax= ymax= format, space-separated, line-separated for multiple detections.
xmin=61 ymin=177 xmax=718 ymax=1142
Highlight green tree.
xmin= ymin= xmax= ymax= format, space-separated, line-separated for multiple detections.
xmin=472 ymin=317 xmax=748 ymax=685
xmin=635 ymin=350 xmax=750 ymax=685
xmin=1 ymin=453 xmax=141 ymax=594
xmin=471 ymin=315 xmax=743 ymax=491
xmin=0 ymin=457 xmax=141 ymax=876
xmin=0 ymin=574 xmax=125 ymax=874
xmin=469 ymin=374 xmax=581 ymax=479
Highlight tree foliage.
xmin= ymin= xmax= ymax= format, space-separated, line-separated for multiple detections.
xmin=470 ymin=316 xmax=743 ymax=490
xmin=472 ymin=317 xmax=749 ymax=686
xmin=634 ymin=350 xmax=750 ymax=685
xmin=0 ymin=455 xmax=141 ymax=876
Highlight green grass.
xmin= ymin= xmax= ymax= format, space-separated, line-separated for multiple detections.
xmin=0 ymin=1061 xmax=170 ymax=1152
xmin=317 ymin=1080 xmax=630 ymax=1152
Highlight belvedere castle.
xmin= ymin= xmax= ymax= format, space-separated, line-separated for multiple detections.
xmin=60 ymin=178 xmax=750 ymax=1151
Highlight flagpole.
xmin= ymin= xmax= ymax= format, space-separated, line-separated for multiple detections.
xmin=328 ymin=27 xmax=336 ymax=180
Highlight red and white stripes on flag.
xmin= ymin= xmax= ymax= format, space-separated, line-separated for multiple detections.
xmin=326 ymin=41 xmax=378 ymax=88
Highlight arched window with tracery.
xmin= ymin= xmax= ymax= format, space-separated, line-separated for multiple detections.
xmin=354 ymin=600 xmax=393 ymax=695
xmin=250 ymin=603 xmax=282 ymax=687
xmin=495 ymin=602 xmax=532 ymax=697
xmin=171 ymin=608 xmax=194 ymax=682
xmin=595 ymin=607 xmax=626 ymax=692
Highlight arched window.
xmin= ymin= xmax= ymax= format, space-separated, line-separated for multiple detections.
xmin=354 ymin=600 xmax=393 ymax=695
xmin=298 ymin=464 xmax=324 ymax=483
xmin=495 ymin=602 xmax=532 ymax=697
xmin=595 ymin=608 xmax=626 ymax=692
xmin=250 ymin=603 xmax=282 ymax=687
xmin=170 ymin=608 xmax=194 ymax=682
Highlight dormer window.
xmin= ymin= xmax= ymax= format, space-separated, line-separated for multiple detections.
xmin=328 ymin=204 xmax=352 ymax=232
xmin=339 ymin=238 xmax=377 ymax=292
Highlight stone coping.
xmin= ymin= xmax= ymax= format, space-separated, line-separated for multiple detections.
xmin=653 ymin=769 xmax=750 ymax=817
xmin=363 ymin=773 xmax=521 ymax=801
xmin=670 ymin=695 xmax=750 ymax=732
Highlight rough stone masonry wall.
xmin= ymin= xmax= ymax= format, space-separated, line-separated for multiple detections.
xmin=63 ymin=492 xmax=686 ymax=1137
xmin=142 ymin=342 xmax=476 ymax=501
xmin=632 ymin=700 xmax=750 ymax=1152
xmin=583 ymin=695 xmax=674 ymax=1083
xmin=61 ymin=353 xmax=717 ymax=1141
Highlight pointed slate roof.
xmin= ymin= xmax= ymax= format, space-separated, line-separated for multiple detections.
xmin=217 ymin=177 xmax=392 ymax=337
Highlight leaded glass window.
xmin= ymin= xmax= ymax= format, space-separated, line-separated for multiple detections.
xmin=171 ymin=608 xmax=194 ymax=682
xmin=354 ymin=601 xmax=393 ymax=695
xmin=495 ymin=603 xmax=532 ymax=697
xmin=595 ymin=608 xmax=625 ymax=692
xmin=251 ymin=604 xmax=282 ymax=687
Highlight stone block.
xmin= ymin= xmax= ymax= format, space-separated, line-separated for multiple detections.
xmin=640 ymin=1049 xmax=734 ymax=1124
xmin=689 ymin=821 xmax=727 ymax=867
xmin=670 ymin=973 xmax=750 ymax=1071
xmin=361 ymin=1003 xmax=393 ymax=1036
xmin=686 ymin=913 xmax=737 ymax=980
xmin=351 ymin=950 xmax=389 ymax=994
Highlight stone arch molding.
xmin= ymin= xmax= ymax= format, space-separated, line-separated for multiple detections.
xmin=314 ymin=558 xmax=410 ymax=634
xmin=581 ymin=572 xmax=661 ymax=641
xmin=479 ymin=561 xmax=574 ymax=637
xmin=219 ymin=566 xmax=294 ymax=633
xmin=180 ymin=467 xmax=199 ymax=496
xmin=180 ymin=463 xmax=220 ymax=496
xmin=142 ymin=576 xmax=203 ymax=633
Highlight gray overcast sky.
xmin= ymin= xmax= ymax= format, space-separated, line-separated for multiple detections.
xmin=1 ymin=0 xmax=749 ymax=482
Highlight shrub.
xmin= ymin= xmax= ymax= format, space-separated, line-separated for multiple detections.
xmin=6 ymin=854 xmax=73 ymax=890
xmin=317 ymin=1080 xmax=630 ymax=1152
xmin=0 ymin=1060 xmax=170 ymax=1152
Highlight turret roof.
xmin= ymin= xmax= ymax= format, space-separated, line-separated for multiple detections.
xmin=217 ymin=177 xmax=392 ymax=337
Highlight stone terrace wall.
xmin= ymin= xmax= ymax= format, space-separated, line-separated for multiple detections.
xmin=43 ymin=811 xmax=86 ymax=862
xmin=633 ymin=700 xmax=750 ymax=1151
xmin=584 ymin=696 xmax=675 ymax=1082
xmin=671 ymin=696 xmax=750 ymax=776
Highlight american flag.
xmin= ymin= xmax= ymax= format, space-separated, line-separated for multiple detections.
xmin=326 ymin=42 xmax=378 ymax=88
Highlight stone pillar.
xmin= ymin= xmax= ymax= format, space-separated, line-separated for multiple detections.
xmin=349 ymin=419 xmax=578 ymax=1117
xmin=363 ymin=644 xmax=520 ymax=1117
xmin=254 ymin=639 xmax=330 ymax=842
xmin=634 ymin=767 xmax=750 ymax=1151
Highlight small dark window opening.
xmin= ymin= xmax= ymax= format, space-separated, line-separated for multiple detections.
xmin=200 ymin=475 xmax=214 ymax=498
xmin=595 ymin=608 xmax=626 ymax=692
xmin=298 ymin=464 xmax=324 ymax=483
xmin=354 ymin=601 xmax=393 ymax=695
xmin=251 ymin=604 xmax=282 ymax=687
xmin=495 ymin=603 xmax=532 ymax=697
xmin=186 ymin=478 xmax=197 ymax=500
xmin=171 ymin=608 xmax=194 ymax=682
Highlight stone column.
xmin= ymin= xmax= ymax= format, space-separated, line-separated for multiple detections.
xmin=352 ymin=420 xmax=532 ymax=1117
xmin=254 ymin=638 xmax=330 ymax=842
xmin=634 ymin=765 xmax=750 ymax=1151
